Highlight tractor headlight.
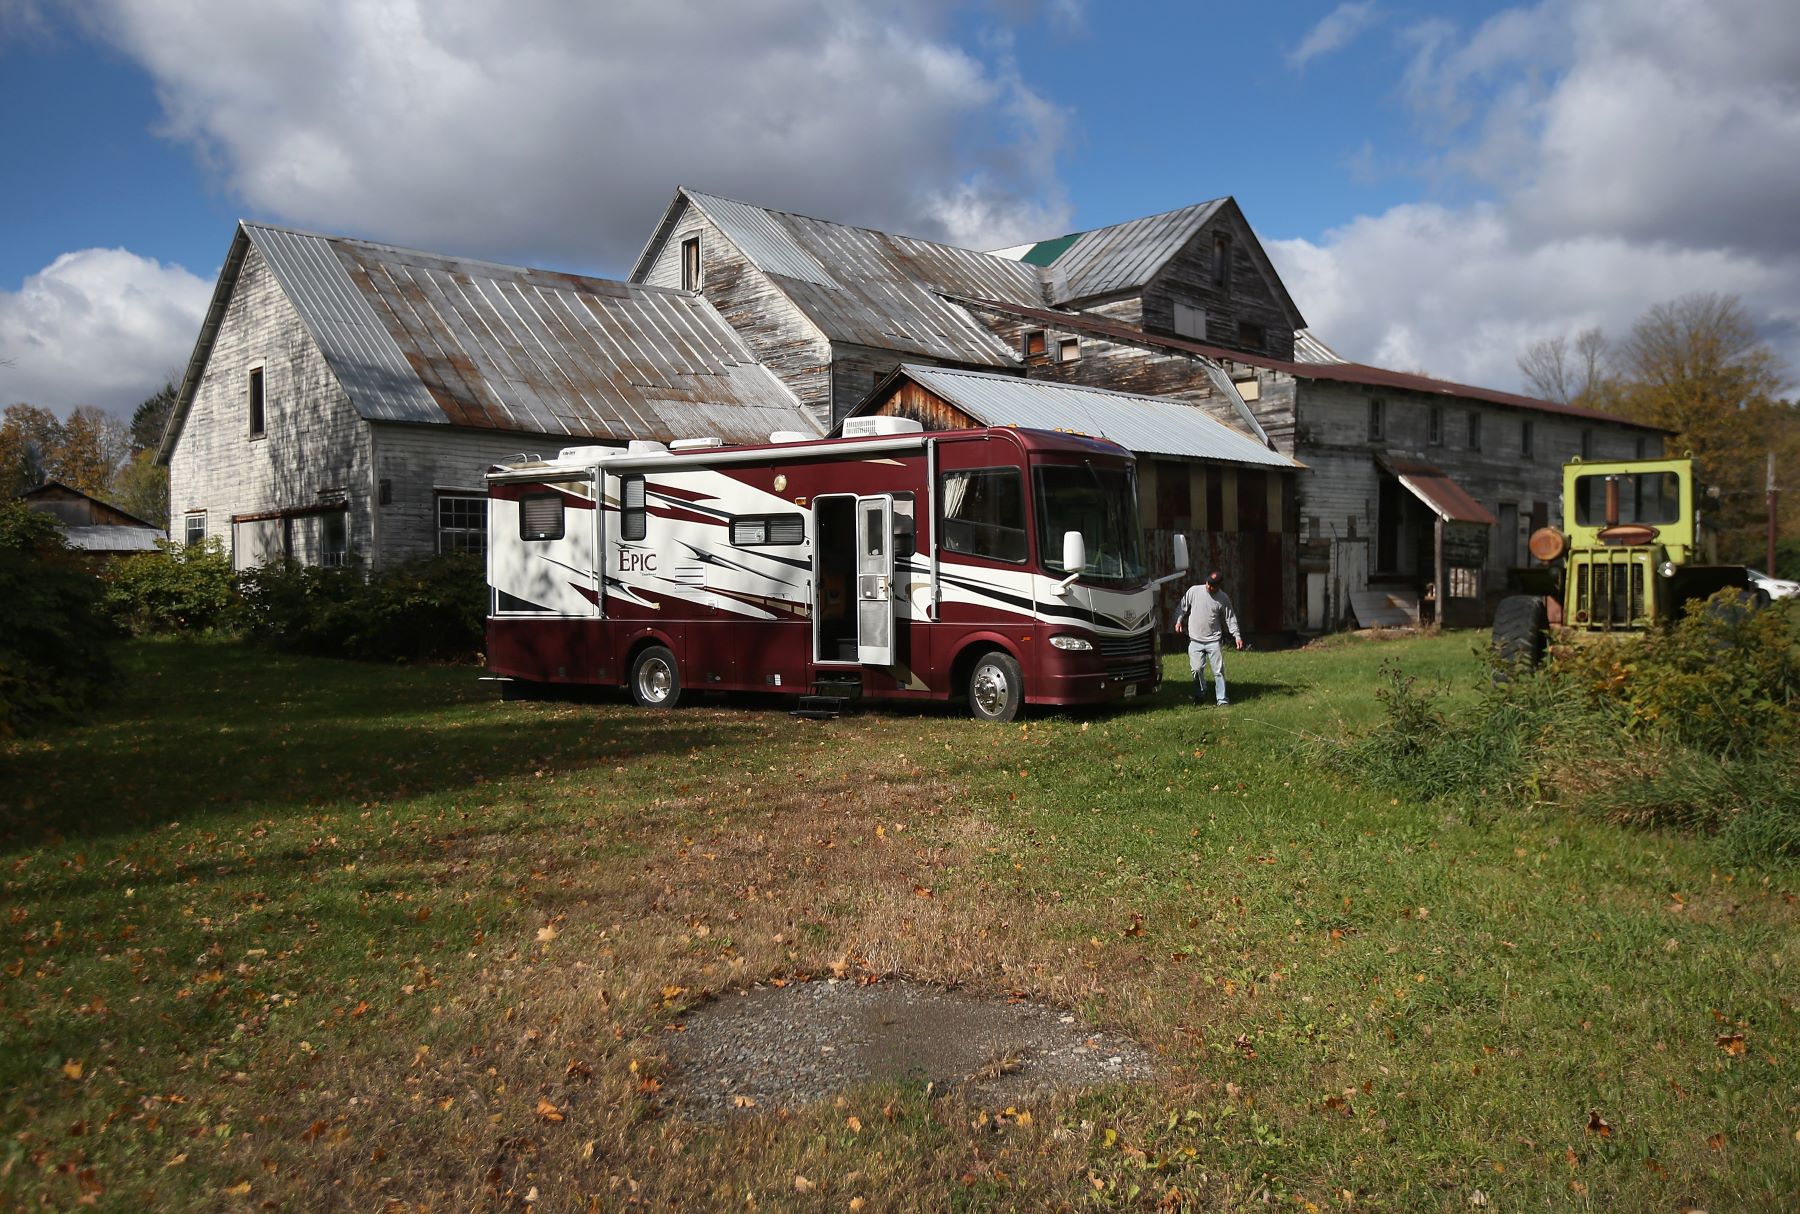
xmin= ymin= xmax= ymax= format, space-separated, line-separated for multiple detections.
xmin=1049 ymin=635 xmax=1093 ymax=651
xmin=1658 ymin=560 xmax=1676 ymax=579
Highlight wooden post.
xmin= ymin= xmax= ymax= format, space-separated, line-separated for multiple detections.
xmin=1770 ymin=451 xmax=1780 ymax=576
xmin=1433 ymin=516 xmax=1445 ymax=631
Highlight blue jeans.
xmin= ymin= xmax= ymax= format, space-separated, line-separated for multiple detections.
xmin=1187 ymin=639 xmax=1227 ymax=704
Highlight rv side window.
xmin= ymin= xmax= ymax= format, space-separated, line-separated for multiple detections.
xmin=520 ymin=492 xmax=566 ymax=542
xmin=621 ymin=476 xmax=647 ymax=541
xmin=730 ymin=514 xmax=804 ymax=546
xmin=939 ymin=467 xmax=1026 ymax=563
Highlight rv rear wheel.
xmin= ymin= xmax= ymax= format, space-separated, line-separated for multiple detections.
xmin=967 ymin=651 xmax=1023 ymax=723
xmin=629 ymin=645 xmax=684 ymax=708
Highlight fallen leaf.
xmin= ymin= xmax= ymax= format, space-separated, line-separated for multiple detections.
xmin=223 ymin=1180 xmax=252 ymax=1196
xmin=850 ymin=1198 xmax=867 ymax=1211
xmin=536 ymin=924 xmax=559 ymax=943
xmin=1707 ymin=1132 xmax=1726 ymax=1151
xmin=61 ymin=1060 xmax=83 ymax=1080
xmin=535 ymin=1099 xmax=564 ymax=1123
xmin=1716 ymin=1032 xmax=1747 ymax=1057
xmin=846 ymin=1115 xmax=862 ymax=1132
xmin=1586 ymin=1110 xmax=1612 ymax=1139
xmin=794 ymin=1175 xmax=814 ymax=1193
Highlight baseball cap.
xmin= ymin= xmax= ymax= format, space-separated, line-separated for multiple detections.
xmin=1206 ymin=570 xmax=1222 ymax=585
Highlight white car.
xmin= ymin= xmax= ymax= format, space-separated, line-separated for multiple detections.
xmin=1748 ymin=569 xmax=1800 ymax=600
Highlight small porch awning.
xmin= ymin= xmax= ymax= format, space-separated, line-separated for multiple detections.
xmin=1380 ymin=459 xmax=1496 ymax=526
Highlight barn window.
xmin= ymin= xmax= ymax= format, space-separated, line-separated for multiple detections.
xmin=1056 ymin=336 xmax=1081 ymax=363
xmin=1173 ymin=301 xmax=1207 ymax=340
xmin=1428 ymin=405 xmax=1443 ymax=445
xmin=1237 ymin=321 xmax=1265 ymax=350
xmin=520 ymin=492 xmax=566 ymax=542
xmin=1212 ymin=234 xmax=1232 ymax=291
xmin=248 ymin=367 xmax=265 ymax=439
xmin=184 ymin=513 xmax=206 ymax=546
xmin=1467 ymin=412 xmax=1482 ymax=451
xmin=1521 ymin=420 xmax=1535 ymax=459
xmin=621 ymin=475 xmax=647 ymax=541
xmin=1023 ymin=329 xmax=1047 ymax=358
xmin=1367 ymin=399 xmax=1385 ymax=441
xmin=681 ymin=236 xmax=701 ymax=291
xmin=437 ymin=493 xmax=487 ymax=555
xmin=730 ymin=514 xmax=804 ymax=546
xmin=321 ymin=510 xmax=348 ymax=567
xmin=1581 ymin=428 xmax=1594 ymax=459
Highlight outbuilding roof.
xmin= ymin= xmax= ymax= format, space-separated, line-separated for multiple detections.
xmin=159 ymin=222 xmax=818 ymax=462
xmin=862 ymin=365 xmax=1302 ymax=471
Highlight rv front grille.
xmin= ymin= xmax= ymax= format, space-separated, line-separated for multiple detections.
xmin=1096 ymin=629 xmax=1156 ymax=683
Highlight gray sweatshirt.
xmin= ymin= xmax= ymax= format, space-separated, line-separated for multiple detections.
xmin=1176 ymin=585 xmax=1241 ymax=644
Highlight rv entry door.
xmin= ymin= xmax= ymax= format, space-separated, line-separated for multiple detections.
xmin=855 ymin=495 xmax=896 ymax=666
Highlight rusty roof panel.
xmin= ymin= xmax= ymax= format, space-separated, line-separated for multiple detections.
xmin=1384 ymin=459 xmax=1497 ymax=526
xmin=241 ymin=221 xmax=817 ymax=444
xmin=684 ymin=190 xmax=1042 ymax=365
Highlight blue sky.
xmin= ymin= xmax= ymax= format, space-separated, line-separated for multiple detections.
xmin=3 ymin=0 xmax=1797 ymax=417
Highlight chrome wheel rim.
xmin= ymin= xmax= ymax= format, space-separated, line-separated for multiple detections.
xmin=638 ymin=658 xmax=673 ymax=703
xmin=972 ymin=663 xmax=1009 ymax=717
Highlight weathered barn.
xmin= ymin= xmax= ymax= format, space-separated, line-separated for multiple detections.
xmin=19 ymin=480 xmax=166 ymax=555
xmin=159 ymin=221 xmax=818 ymax=570
xmin=630 ymin=188 xmax=1664 ymax=631
xmin=858 ymin=365 xmax=1303 ymax=636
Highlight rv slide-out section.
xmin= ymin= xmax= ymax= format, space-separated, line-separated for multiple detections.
xmin=484 ymin=420 xmax=1177 ymax=721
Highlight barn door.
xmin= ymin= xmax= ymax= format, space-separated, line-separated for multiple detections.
xmin=855 ymin=495 xmax=895 ymax=666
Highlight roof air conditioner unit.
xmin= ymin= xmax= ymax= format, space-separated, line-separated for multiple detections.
xmin=626 ymin=440 xmax=669 ymax=455
xmin=842 ymin=416 xmax=925 ymax=438
xmin=669 ymin=437 xmax=723 ymax=451
xmin=768 ymin=431 xmax=814 ymax=444
xmin=557 ymin=445 xmax=615 ymax=463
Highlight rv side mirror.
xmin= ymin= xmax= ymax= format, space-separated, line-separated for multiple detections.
xmin=1172 ymin=534 xmax=1190 ymax=574
xmin=1062 ymin=530 xmax=1088 ymax=574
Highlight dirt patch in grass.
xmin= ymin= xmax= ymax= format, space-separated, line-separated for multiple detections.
xmin=662 ymin=977 xmax=1153 ymax=1117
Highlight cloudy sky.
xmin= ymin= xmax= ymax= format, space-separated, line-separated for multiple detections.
xmin=2 ymin=0 xmax=1797 ymax=417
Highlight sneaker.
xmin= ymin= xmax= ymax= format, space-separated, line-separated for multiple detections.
xmin=1216 ymin=699 xmax=1230 ymax=707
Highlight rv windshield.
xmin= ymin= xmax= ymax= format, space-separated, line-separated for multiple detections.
xmin=1035 ymin=463 xmax=1147 ymax=584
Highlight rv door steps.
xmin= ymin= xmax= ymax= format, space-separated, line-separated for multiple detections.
xmin=792 ymin=677 xmax=863 ymax=720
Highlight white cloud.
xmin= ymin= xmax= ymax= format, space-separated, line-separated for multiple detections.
xmin=73 ymin=0 xmax=1074 ymax=270
xmin=1278 ymin=0 xmax=1800 ymax=393
xmin=1289 ymin=2 xmax=1380 ymax=71
xmin=0 ymin=249 xmax=210 ymax=417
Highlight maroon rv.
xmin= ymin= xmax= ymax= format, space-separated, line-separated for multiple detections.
xmin=484 ymin=416 xmax=1185 ymax=721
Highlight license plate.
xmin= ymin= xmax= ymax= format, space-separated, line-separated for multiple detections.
xmin=1123 ymin=684 xmax=1138 ymax=698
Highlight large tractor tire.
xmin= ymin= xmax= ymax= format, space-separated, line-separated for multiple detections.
xmin=1491 ymin=595 xmax=1549 ymax=677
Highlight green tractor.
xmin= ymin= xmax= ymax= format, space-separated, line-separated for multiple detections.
xmin=1492 ymin=456 xmax=1761 ymax=668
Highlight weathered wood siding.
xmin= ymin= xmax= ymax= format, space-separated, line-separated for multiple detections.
xmin=1285 ymin=377 xmax=1662 ymax=626
xmin=367 ymin=423 xmax=593 ymax=566
xmin=635 ymin=200 xmax=834 ymax=431
xmin=168 ymin=245 xmax=373 ymax=568
xmin=1137 ymin=208 xmax=1298 ymax=362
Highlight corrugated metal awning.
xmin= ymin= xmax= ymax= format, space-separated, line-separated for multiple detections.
xmin=886 ymin=365 xmax=1301 ymax=470
xmin=1383 ymin=459 xmax=1496 ymax=525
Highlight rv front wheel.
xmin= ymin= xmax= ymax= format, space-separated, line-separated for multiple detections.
xmin=967 ymin=651 xmax=1023 ymax=723
xmin=629 ymin=645 xmax=683 ymax=709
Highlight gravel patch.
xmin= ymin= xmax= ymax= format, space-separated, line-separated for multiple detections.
xmin=661 ymin=978 xmax=1154 ymax=1117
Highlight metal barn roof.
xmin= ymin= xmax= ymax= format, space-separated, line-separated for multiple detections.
xmin=659 ymin=190 xmax=1047 ymax=366
xmin=883 ymin=365 xmax=1301 ymax=470
xmin=1031 ymin=200 xmax=1226 ymax=304
xmin=161 ymin=222 xmax=818 ymax=461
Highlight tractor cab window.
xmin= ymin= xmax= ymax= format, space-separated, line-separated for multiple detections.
xmin=1573 ymin=472 xmax=1681 ymax=527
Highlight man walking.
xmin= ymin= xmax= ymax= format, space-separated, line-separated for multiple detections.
xmin=1173 ymin=570 xmax=1244 ymax=706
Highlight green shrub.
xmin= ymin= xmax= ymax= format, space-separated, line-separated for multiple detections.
xmin=0 ymin=500 xmax=116 ymax=734
xmin=103 ymin=538 xmax=237 ymax=634
xmin=236 ymin=555 xmax=485 ymax=663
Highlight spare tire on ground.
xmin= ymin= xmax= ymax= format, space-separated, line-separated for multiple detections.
xmin=1491 ymin=594 xmax=1549 ymax=677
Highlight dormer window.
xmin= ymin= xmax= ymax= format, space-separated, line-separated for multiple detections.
xmin=680 ymin=236 xmax=701 ymax=291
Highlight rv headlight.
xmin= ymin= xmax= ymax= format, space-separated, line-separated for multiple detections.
xmin=1049 ymin=635 xmax=1094 ymax=652
xmin=1658 ymin=560 xmax=1676 ymax=579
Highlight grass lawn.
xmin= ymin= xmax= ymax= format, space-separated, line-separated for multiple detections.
xmin=3 ymin=635 xmax=1795 ymax=1212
